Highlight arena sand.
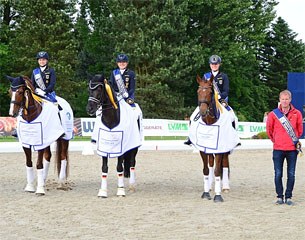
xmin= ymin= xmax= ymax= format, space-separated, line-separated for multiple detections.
xmin=1 ymin=149 xmax=305 ymax=240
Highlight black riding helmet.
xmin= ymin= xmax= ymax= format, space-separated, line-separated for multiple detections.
xmin=36 ymin=51 xmax=49 ymax=60
xmin=116 ymin=54 xmax=129 ymax=62
xmin=209 ymin=55 xmax=221 ymax=64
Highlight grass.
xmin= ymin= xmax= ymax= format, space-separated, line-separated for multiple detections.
xmin=0 ymin=135 xmax=187 ymax=142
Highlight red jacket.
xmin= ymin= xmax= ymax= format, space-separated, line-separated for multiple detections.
xmin=266 ymin=104 xmax=303 ymax=151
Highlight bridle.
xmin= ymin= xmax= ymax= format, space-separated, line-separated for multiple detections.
xmin=198 ymin=85 xmax=215 ymax=119
xmin=88 ymin=81 xmax=119 ymax=113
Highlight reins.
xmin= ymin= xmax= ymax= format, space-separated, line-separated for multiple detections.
xmin=88 ymin=81 xmax=119 ymax=112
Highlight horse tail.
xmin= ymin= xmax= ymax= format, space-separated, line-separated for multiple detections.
xmin=55 ymin=138 xmax=70 ymax=178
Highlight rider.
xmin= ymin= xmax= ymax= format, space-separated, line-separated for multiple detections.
xmin=109 ymin=53 xmax=136 ymax=107
xmin=203 ymin=55 xmax=229 ymax=106
xmin=184 ymin=54 xmax=230 ymax=145
xmin=31 ymin=51 xmax=57 ymax=103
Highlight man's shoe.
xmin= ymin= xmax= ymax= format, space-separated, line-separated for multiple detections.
xmin=184 ymin=138 xmax=192 ymax=145
xmin=275 ymin=198 xmax=284 ymax=205
xmin=285 ymin=198 xmax=294 ymax=206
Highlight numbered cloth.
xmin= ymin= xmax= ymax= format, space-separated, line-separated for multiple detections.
xmin=189 ymin=105 xmax=240 ymax=153
xmin=92 ymin=100 xmax=143 ymax=158
xmin=17 ymin=96 xmax=74 ymax=150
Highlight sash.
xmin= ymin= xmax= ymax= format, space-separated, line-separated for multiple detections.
xmin=33 ymin=68 xmax=46 ymax=90
xmin=273 ymin=108 xmax=303 ymax=155
xmin=204 ymin=72 xmax=221 ymax=100
xmin=113 ymin=69 xmax=128 ymax=98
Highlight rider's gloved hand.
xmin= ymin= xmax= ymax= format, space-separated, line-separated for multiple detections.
xmin=35 ymin=88 xmax=46 ymax=96
xmin=126 ymin=98 xmax=136 ymax=107
xmin=220 ymin=99 xmax=228 ymax=107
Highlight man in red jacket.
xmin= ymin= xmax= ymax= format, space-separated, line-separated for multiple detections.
xmin=266 ymin=90 xmax=303 ymax=205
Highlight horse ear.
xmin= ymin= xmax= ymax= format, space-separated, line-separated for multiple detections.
xmin=87 ymin=73 xmax=93 ymax=81
xmin=196 ymin=75 xmax=202 ymax=84
xmin=6 ymin=75 xmax=16 ymax=83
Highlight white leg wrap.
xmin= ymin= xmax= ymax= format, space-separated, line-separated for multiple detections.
xmin=24 ymin=166 xmax=35 ymax=192
xmin=26 ymin=166 xmax=35 ymax=184
xmin=36 ymin=169 xmax=45 ymax=195
xmin=129 ymin=167 xmax=136 ymax=185
xmin=98 ymin=174 xmax=108 ymax=198
xmin=117 ymin=172 xmax=124 ymax=188
xmin=208 ymin=166 xmax=214 ymax=190
xmin=59 ymin=159 xmax=67 ymax=181
xmin=203 ymin=175 xmax=209 ymax=192
xmin=222 ymin=167 xmax=230 ymax=190
xmin=43 ymin=159 xmax=50 ymax=182
xmin=101 ymin=174 xmax=108 ymax=190
xmin=215 ymin=176 xmax=221 ymax=195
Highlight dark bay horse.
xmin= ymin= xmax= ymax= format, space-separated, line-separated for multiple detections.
xmin=196 ymin=75 xmax=234 ymax=202
xmin=86 ymin=74 xmax=141 ymax=198
xmin=8 ymin=76 xmax=71 ymax=195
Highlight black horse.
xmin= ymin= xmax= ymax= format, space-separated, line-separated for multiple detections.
xmin=87 ymin=74 xmax=141 ymax=198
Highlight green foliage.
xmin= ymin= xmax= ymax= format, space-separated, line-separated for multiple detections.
xmin=260 ymin=17 xmax=305 ymax=110
xmin=1 ymin=0 xmax=304 ymax=122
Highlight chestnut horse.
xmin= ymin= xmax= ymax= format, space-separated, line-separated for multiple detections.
xmin=86 ymin=74 xmax=142 ymax=198
xmin=195 ymin=75 xmax=238 ymax=202
xmin=8 ymin=76 xmax=71 ymax=195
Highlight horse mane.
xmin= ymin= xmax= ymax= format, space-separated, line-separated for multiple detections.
xmin=23 ymin=76 xmax=35 ymax=92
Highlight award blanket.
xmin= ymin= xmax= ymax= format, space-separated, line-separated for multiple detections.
xmin=189 ymin=105 xmax=240 ymax=153
xmin=92 ymin=100 xmax=142 ymax=158
xmin=17 ymin=101 xmax=65 ymax=150
xmin=57 ymin=96 xmax=74 ymax=140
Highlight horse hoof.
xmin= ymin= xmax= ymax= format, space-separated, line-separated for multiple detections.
xmin=129 ymin=185 xmax=136 ymax=192
xmin=24 ymin=183 xmax=35 ymax=193
xmin=97 ymin=189 xmax=108 ymax=198
xmin=201 ymin=192 xmax=212 ymax=200
xmin=117 ymin=187 xmax=126 ymax=197
xmin=35 ymin=187 xmax=45 ymax=196
xmin=57 ymin=182 xmax=65 ymax=190
xmin=222 ymin=188 xmax=230 ymax=193
xmin=213 ymin=195 xmax=224 ymax=202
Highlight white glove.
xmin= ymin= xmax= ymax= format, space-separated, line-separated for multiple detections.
xmin=35 ymin=88 xmax=46 ymax=96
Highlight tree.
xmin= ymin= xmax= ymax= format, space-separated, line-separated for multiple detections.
xmin=185 ymin=0 xmax=277 ymax=121
xmin=6 ymin=0 xmax=88 ymax=116
xmin=260 ymin=17 xmax=305 ymax=109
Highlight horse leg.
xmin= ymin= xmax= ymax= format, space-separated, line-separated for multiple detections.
xmin=213 ymin=155 xmax=224 ymax=202
xmin=42 ymin=146 xmax=52 ymax=183
xmin=116 ymin=156 xmax=125 ymax=197
xmin=56 ymin=139 xmax=69 ymax=186
xmin=98 ymin=156 xmax=108 ymax=198
xmin=24 ymin=147 xmax=35 ymax=193
xmin=124 ymin=148 xmax=138 ymax=192
xmin=222 ymin=153 xmax=230 ymax=192
xmin=208 ymin=154 xmax=214 ymax=191
xmin=200 ymin=151 xmax=212 ymax=200
xmin=35 ymin=149 xmax=46 ymax=195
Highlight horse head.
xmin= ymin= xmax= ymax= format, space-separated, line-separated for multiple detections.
xmin=87 ymin=74 xmax=118 ymax=116
xmin=7 ymin=76 xmax=27 ymax=117
xmin=7 ymin=75 xmax=42 ymax=120
xmin=196 ymin=75 xmax=218 ymax=125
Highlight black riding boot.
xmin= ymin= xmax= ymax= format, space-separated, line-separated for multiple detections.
xmin=184 ymin=137 xmax=192 ymax=145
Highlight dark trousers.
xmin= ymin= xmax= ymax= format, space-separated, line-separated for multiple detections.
xmin=272 ymin=150 xmax=298 ymax=199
